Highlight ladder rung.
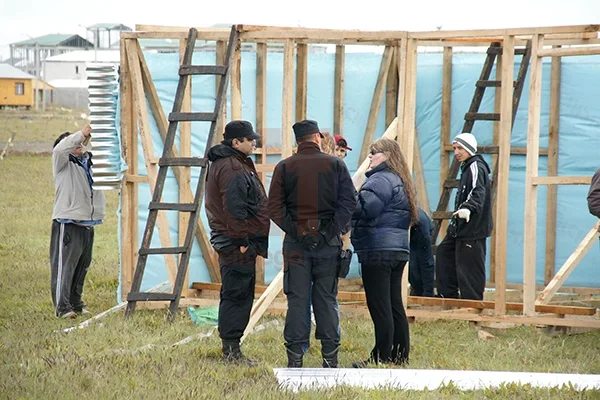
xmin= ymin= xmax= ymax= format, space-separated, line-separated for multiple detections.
xmin=179 ymin=65 xmax=227 ymax=75
xmin=127 ymin=292 xmax=177 ymax=302
xmin=149 ymin=202 xmax=197 ymax=212
xmin=159 ymin=157 xmax=208 ymax=167
xmin=139 ymin=247 xmax=187 ymax=255
xmin=432 ymin=211 xmax=454 ymax=219
xmin=168 ymin=112 xmax=216 ymax=122
xmin=487 ymin=47 xmax=528 ymax=55
xmin=465 ymin=112 xmax=500 ymax=121
xmin=476 ymin=80 xmax=517 ymax=88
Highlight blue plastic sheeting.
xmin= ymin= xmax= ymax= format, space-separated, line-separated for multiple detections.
xmin=118 ymin=50 xmax=600 ymax=295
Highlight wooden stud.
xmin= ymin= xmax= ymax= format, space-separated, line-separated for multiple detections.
xmin=134 ymin=41 xmax=220 ymax=283
xmin=386 ymin=46 xmax=399 ymax=127
xmin=255 ymin=42 xmax=267 ymax=285
xmin=489 ymin=54 xmax=502 ymax=283
xmin=438 ymin=47 xmax=453 ymax=242
xmin=295 ymin=43 xmax=308 ymax=122
xmin=334 ymin=45 xmax=345 ymax=135
xmin=125 ymin=40 xmax=178 ymax=286
xmin=215 ymin=40 xmax=227 ymax=143
xmin=532 ymin=176 xmax=592 ymax=185
xmin=494 ymin=35 xmax=515 ymax=316
xmin=281 ymin=39 xmax=295 ymax=158
xmin=413 ymin=132 xmax=430 ymax=216
xmin=536 ymin=223 xmax=600 ymax=305
xmin=359 ymin=46 xmax=394 ymax=163
xmin=230 ymin=42 xmax=242 ymax=120
xmin=545 ymin=49 xmax=561 ymax=285
xmin=523 ymin=34 xmax=544 ymax=316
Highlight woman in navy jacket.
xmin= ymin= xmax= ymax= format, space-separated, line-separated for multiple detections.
xmin=351 ymin=138 xmax=418 ymax=367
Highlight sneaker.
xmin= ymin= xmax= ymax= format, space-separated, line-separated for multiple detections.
xmin=59 ymin=311 xmax=77 ymax=319
xmin=222 ymin=352 xmax=259 ymax=367
xmin=78 ymin=307 xmax=91 ymax=315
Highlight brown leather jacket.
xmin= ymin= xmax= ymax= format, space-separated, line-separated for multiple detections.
xmin=205 ymin=144 xmax=270 ymax=257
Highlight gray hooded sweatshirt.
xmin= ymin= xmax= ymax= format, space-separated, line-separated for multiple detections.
xmin=52 ymin=130 xmax=106 ymax=221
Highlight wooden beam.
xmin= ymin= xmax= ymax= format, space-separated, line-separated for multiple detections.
xmin=538 ymin=46 xmax=600 ymax=57
xmin=439 ymin=47 xmax=453 ymax=243
xmin=255 ymin=42 xmax=267 ymax=285
xmin=359 ymin=46 xmax=394 ymax=163
xmin=413 ymin=132 xmax=430 ymax=216
xmin=295 ymin=43 xmax=308 ymax=122
xmin=134 ymin=41 xmax=220 ymax=283
xmin=125 ymin=39 xmax=178 ymax=286
xmin=179 ymin=39 xmax=192 ymax=296
xmin=536 ymin=223 xmax=600 ymax=305
xmin=281 ymin=39 xmax=295 ymax=158
xmin=124 ymin=174 xmax=147 ymax=183
xmin=120 ymin=38 xmax=138 ymax=301
xmin=494 ymin=35 xmax=515 ymax=316
xmin=230 ymin=42 xmax=242 ymax=120
xmin=490 ymin=53 xmax=502 ymax=283
xmin=241 ymin=269 xmax=284 ymax=343
xmin=408 ymin=24 xmax=600 ymax=40
xmin=334 ymin=45 xmax=345 ymax=135
xmin=215 ymin=40 xmax=227 ymax=143
xmin=442 ymin=144 xmax=548 ymax=155
xmin=386 ymin=46 xmax=399 ymax=127
xmin=545 ymin=50 xmax=561 ymax=285
xmin=523 ymin=34 xmax=544 ymax=316
xmin=532 ymin=176 xmax=592 ymax=185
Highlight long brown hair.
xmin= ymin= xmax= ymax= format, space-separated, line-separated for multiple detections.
xmin=320 ymin=132 xmax=336 ymax=155
xmin=370 ymin=138 xmax=419 ymax=225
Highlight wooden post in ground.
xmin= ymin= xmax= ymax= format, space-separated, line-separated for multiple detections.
xmin=544 ymin=47 xmax=562 ymax=285
xmin=490 ymin=53 xmax=502 ymax=283
xmin=230 ymin=42 xmax=242 ymax=120
xmin=296 ymin=43 xmax=308 ymax=122
xmin=522 ymin=34 xmax=544 ymax=316
xmin=494 ymin=35 xmax=515 ymax=316
xmin=215 ymin=40 xmax=227 ymax=143
xmin=438 ymin=47 xmax=453 ymax=243
xmin=334 ymin=45 xmax=345 ymax=135
xmin=255 ymin=42 xmax=267 ymax=285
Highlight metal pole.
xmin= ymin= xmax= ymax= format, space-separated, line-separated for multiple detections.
xmin=42 ymin=56 xmax=47 ymax=111
xmin=95 ymin=29 xmax=98 ymax=62
xmin=34 ymin=42 xmax=39 ymax=111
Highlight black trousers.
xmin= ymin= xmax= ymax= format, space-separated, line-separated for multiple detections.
xmin=49 ymin=221 xmax=95 ymax=316
xmin=218 ymin=247 xmax=257 ymax=342
xmin=359 ymin=251 xmax=410 ymax=364
xmin=435 ymin=235 xmax=487 ymax=300
xmin=282 ymin=241 xmax=340 ymax=356
xmin=409 ymin=223 xmax=435 ymax=297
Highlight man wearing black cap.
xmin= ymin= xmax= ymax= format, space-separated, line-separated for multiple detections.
xmin=268 ymin=119 xmax=356 ymax=368
xmin=205 ymin=120 xmax=270 ymax=366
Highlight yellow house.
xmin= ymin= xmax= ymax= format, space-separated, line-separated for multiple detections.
xmin=0 ymin=63 xmax=53 ymax=108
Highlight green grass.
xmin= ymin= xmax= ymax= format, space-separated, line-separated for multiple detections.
xmin=1 ymin=154 xmax=600 ymax=399
xmin=0 ymin=107 xmax=89 ymax=143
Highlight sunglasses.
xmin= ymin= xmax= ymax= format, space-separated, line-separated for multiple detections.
xmin=369 ymin=149 xmax=383 ymax=155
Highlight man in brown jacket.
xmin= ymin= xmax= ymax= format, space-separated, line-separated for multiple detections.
xmin=588 ymin=168 xmax=600 ymax=219
xmin=205 ymin=120 xmax=270 ymax=365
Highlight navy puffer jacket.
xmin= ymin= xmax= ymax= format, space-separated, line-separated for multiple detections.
xmin=351 ymin=162 xmax=411 ymax=254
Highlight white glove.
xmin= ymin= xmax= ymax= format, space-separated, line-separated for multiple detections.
xmin=453 ymin=208 xmax=471 ymax=223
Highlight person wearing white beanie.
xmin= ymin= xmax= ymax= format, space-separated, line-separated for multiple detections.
xmin=435 ymin=132 xmax=493 ymax=300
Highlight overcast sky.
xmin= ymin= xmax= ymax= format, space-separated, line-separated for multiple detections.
xmin=1 ymin=0 xmax=598 ymax=60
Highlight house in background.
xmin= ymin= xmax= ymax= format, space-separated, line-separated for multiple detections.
xmin=0 ymin=64 xmax=53 ymax=108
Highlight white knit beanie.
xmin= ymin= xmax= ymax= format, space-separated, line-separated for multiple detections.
xmin=452 ymin=132 xmax=477 ymax=156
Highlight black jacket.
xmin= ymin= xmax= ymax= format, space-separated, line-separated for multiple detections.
xmin=448 ymin=154 xmax=493 ymax=240
xmin=268 ymin=142 xmax=356 ymax=244
xmin=205 ymin=144 xmax=270 ymax=257
xmin=587 ymin=168 xmax=600 ymax=219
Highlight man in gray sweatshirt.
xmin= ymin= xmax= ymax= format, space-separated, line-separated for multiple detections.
xmin=50 ymin=125 xmax=106 ymax=318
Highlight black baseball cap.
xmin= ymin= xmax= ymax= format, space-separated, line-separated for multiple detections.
xmin=223 ymin=120 xmax=261 ymax=140
xmin=292 ymin=119 xmax=325 ymax=140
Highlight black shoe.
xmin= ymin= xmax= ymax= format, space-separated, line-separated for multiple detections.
xmin=286 ymin=349 xmax=303 ymax=368
xmin=322 ymin=348 xmax=339 ymax=368
xmin=222 ymin=340 xmax=258 ymax=367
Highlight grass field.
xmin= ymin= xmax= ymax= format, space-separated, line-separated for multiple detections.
xmin=1 ymin=154 xmax=600 ymax=399
xmin=0 ymin=107 xmax=89 ymax=144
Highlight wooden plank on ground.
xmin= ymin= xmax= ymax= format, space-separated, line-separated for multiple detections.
xmin=295 ymin=43 xmax=308 ymax=121
xmin=240 ymin=270 xmax=284 ymax=343
xmin=358 ymin=46 xmax=394 ymax=163
xmin=536 ymin=223 xmax=600 ymax=305
xmin=523 ymin=34 xmax=543 ymax=316
xmin=545 ymin=48 xmax=561 ymax=285
xmin=334 ymin=45 xmax=345 ymax=135
xmin=494 ymin=35 xmax=515 ymax=316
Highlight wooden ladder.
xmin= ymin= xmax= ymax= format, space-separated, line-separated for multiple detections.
xmin=431 ymin=41 xmax=532 ymax=244
xmin=125 ymin=26 xmax=238 ymax=321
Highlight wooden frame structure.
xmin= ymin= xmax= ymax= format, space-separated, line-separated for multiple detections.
xmin=119 ymin=24 xmax=600 ymax=329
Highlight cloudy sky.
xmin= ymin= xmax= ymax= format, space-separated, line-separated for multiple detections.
xmin=0 ymin=0 xmax=598 ymax=60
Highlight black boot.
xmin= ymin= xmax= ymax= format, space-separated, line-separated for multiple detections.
xmin=322 ymin=348 xmax=339 ymax=368
xmin=222 ymin=340 xmax=258 ymax=367
xmin=286 ymin=349 xmax=303 ymax=368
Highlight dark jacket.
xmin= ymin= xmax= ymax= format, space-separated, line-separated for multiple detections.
xmin=268 ymin=142 xmax=356 ymax=244
xmin=205 ymin=144 xmax=270 ymax=257
xmin=587 ymin=168 xmax=600 ymax=218
xmin=448 ymin=154 xmax=493 ymax=240
xmin=351 ymin=162 xmax=411 ymax=254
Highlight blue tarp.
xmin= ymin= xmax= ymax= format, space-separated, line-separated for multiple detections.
xmin=118 ymin=50 xmax=600 ymax=297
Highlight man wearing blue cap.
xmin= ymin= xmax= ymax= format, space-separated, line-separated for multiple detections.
xmin=268 ymin=119 xmax=356 ymax=368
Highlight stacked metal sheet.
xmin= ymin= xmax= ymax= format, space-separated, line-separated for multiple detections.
xmin=86 ymin=63 xmax=123 ymax=190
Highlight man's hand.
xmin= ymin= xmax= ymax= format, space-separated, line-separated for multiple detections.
xmin=240 ymin=246 xmax=248 ymax=254
xmin=453 ymin=208 xmax=471 ymax=223
xmin=301 ymin=235 xmax=322 ymax=251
